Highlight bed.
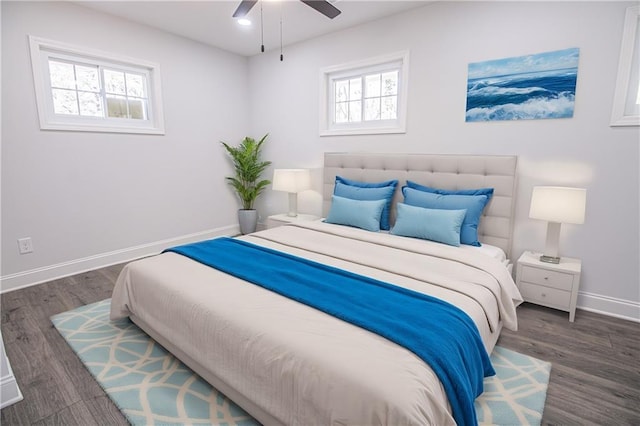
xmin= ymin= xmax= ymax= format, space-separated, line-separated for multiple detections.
xmin=111 ymin=153 xmax=523 ymax=425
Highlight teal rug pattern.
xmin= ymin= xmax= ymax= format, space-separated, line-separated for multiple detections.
xmin=475 ymin=346 xmax=551 ymax=425
xmin=52 ymin=299 xmax=550 ymax=426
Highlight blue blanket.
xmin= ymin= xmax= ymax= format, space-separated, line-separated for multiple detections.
xmin=165 ymin=237 xmax=494 ymax=425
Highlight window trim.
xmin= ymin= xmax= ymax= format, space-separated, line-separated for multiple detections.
xmin=319 ymin=51 xmax=409 ymax=136
xmin=29 ymin=36 xmax=165 ymax=135
xmin=610 ymin=6 xmax=640 ymax=127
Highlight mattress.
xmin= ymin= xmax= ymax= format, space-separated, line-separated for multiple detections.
xmin=111 ymin=221 xmax=522 ymax=425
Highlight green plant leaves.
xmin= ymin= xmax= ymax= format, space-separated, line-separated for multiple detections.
xmin=221 ymin=134 xmax=271 ymax=210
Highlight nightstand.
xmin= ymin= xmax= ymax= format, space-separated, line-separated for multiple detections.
xmin=266 ymin=213 xmax=321 ymax=229
xmin=515 ymin=251 xmax=582 ymax=322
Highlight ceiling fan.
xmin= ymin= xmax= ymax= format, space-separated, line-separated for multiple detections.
xmin=232 ymin=0 xmax=341 ymax=20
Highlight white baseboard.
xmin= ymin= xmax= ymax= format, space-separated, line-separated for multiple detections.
xmin=578 ymin=291 xmax=640 ymax=323
xmin=0 ymin=225 xmax=239 ymax=294
xmin=0 ymin=373 xmax=23 ymax=409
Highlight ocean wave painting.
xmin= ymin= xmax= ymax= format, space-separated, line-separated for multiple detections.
xmin=466 ymin=48 xmax=579 ymax=122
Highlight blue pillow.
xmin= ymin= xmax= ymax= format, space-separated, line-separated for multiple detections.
xmin=405 ymin=180 xmax=494 ymax=201
xmin=325 ymin=195 xmax=386 ymax=232
xmin=391 ymin=203 xmax=466 ymax=247
xmin=402 ymin=187 xmax=489 ymax=246
xmin=334 ymin=178 xmax=398 ymax=230
xmin=336 ymin=176 xmax=398 ymax=189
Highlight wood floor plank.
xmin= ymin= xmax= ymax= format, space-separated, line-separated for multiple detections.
xmin=40 ymin=323 xmax=107 ymax=400
xmin=81 ymin=395 xmax=128 ymax=426
xmin=0 ymin=403 xmax=32 ymax=426
xmin=32 ymin=400 xmax=97 ymax=426
xmin=0 ymin=307 xmax=83 ymax=424
xmin=546 ymin=363 xmax=640 ymax=423
xmin=2 ymin=263 xmax=639 ymax=425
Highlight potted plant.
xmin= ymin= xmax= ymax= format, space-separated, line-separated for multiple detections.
xmin=221 ymin=134 xmax=271 ymax=234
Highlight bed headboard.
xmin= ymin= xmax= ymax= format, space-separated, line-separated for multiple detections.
xmin=323 ymin=153 xmax=518 ymax=259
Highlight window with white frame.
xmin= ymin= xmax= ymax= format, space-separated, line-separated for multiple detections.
xmin=610 ymin=6 xmax=640 ymax=126
xmin=29 ymin=36 xmax=165 ymax=134
xmin=320 ymin=51 xmax=409 ymax=136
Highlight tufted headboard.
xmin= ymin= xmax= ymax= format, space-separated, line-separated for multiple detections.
xmin=323 ymin=153 xmax=518 ymax=259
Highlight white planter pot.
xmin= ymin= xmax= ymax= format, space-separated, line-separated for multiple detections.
xmin=238 ymin=209 xmax=258 ymax=235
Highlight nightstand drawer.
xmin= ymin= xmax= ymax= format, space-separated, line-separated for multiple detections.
xmin=520 ymin=282 xmax=571 ymax=309
xmin=520 ymin=265 xmax=574 ymax=291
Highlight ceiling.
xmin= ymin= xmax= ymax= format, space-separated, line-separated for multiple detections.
xmin=77 ymin=1 xmax=429 ymax=57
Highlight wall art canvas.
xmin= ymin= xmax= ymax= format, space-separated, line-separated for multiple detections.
xmin=465 ymin=48 xmax=580 ymax=122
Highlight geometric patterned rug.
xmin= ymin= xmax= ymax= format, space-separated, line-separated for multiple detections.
xmin=476 ymin=345 xmax=550 ymax=425
xmin=51 ymin=299 xmax=550 ymax=426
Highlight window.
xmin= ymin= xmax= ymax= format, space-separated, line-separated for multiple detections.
xmin=320 ymin=51 xmax=409 ymax=136
xmin=29 ymin=36 xmax=165 ymax=134
xmin=611 ymin=6 xmax=640 ymax=126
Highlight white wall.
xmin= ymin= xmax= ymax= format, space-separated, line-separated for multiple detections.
xmin=1 ymin=16 xmax=26 ymax=407
xmin=1 ymin=1 xmax=249 ymax=290
xmin=249 ymin=1 xmax=640 ymax=319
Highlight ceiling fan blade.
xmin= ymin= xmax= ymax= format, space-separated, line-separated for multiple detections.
xmin=232 ymin=0 xmax=258 ymax=18
xmin=300 ymin=0 xmax=341 ymax=19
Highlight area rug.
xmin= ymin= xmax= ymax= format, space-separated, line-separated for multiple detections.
xmin=52 ymin=299 xmax=550 ymax=425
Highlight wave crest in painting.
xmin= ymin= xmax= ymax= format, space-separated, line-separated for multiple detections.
xmin=466 ymin=48 xmax=579 ymax=122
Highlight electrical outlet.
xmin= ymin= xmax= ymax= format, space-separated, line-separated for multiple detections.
xmin=17 ymin=237 xmax=33 ymax=254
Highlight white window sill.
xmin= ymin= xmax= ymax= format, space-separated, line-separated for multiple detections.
xmin=320 ymin=126 xmax=406 ymax=137
xmin=41 ymin=121 xmax=165 ymax=135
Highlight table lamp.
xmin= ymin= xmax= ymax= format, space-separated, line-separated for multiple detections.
xmin=272 ymin=169 xmax=311 ymax=217
xmin=529 ymin=186 xmax=587 ymax=264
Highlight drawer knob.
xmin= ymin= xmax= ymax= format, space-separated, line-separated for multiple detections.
xmin=541 ymin=293 xmax=546 ymax=297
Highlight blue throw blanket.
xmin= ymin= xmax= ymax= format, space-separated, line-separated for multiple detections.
xmin=165 ymin=237 xmax=494 ymax=425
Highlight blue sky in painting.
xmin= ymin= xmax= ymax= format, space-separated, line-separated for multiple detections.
xmin=468 ymin=48 xmax=580 ymax=79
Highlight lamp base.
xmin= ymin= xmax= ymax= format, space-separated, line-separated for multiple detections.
xmin=286 ymin=192 xmax=298 ymax=217
xmin=541 ymin=221 xmax=561 ymax=264
xmin=539 ymin=255 xmax=560 ymax=264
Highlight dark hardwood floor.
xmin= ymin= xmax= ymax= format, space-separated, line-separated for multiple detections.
xmin=1 ymin=264 xmax=639 ymax=425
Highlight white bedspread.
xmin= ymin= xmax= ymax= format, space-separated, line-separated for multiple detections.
xmin=111 ymin=221 xmax=523 ymax=425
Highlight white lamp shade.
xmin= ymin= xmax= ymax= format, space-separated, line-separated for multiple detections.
xmin=529 ymin=186 xmax=586 ymax=224
xmin=272 ymin=169 xmax=311 ymax=193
